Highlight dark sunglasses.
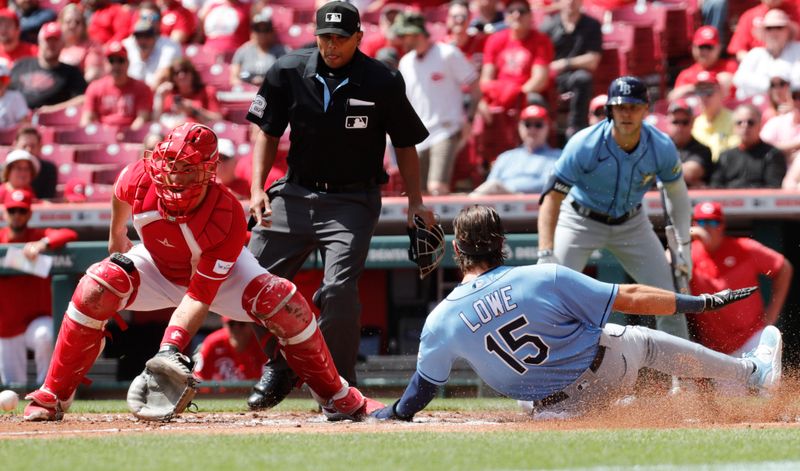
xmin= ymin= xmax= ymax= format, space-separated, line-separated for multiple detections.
xmin=671 ymin=119 xmax=691 ymax=126
xmin=7 ymin=207 xmax=29 ymax=215
xmin=507 ymin=7 xmax=531 ymax=14
xmin=765 ymin=26 xmax=786 ymax=31
xmin=696 ymin=219 xmax=721 ymax=228
xmin=735 ymin=119 xmax=757 ymax=127
xmin=522 ymin=120 xmax=545 ymax=129
xmin=108 ymin=56 xmax=126 ymax=64
xmin=770 ymin=80 xmax=789 ymax=88
xmin=696 ymin=45 xmax=714 ymax=51
xmin=134 ymin=31 xmax=156 ymax=39
xmin=252 ymin=26 xmax=272 ymax=33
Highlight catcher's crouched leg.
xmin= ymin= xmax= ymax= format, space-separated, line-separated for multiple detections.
xmin=24 ymin=254 xmax=139 ymax=421
xmin=243 ymin=274 xmax=383 ymax=419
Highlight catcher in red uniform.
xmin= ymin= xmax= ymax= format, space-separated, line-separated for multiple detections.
xmin=23 ymin=123 xmax=381 ymax=422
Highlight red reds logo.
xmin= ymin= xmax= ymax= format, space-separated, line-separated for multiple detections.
xmin=430 ymin=72 xmax=444 ymax=82
xmin=24 ymin=71 xmax=56 ymax=91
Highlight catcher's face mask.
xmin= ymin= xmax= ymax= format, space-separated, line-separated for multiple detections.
xmin=407 ymin=215 xmax=445 ymax=279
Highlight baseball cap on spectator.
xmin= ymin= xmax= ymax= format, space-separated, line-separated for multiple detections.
xmin=520 ymin=104 xmax=549 ymax=121
xmin=0 ymin=8 xmax=18 ymax=26
xmin=3 ymin=149 xmax=40 ymax=181
xmin=64 ymin=178 xmax=89 ymax=203
xmin=763 ymin=8 xmax=791 ymax=28
xmin=38 ymin=21 xmax=61 ymax=41
xmin=133 ymin=16 xmax=158 ymax=35
xmin=217 ymin=138 xmax=236 ymax=160
xmin=589 ymin=94 xmax=607 ymax=113
xmin=0 ymin=63 xmax=10 ymax=84
xmin=695 ymin=71 xmax=719 ymax=96
xmin=692 ymin=26 xmax=719 ymax=47
xmin=392 ymin=12 xmax=428 ymax=36
xmin=693 ymin=201 xmax=724 ymax=221
xmin=668 ymin=99 xmax=693 ymax=115
xmin=252 ymin=10 xmax=274 ymax=31
xmin=315 ymin=1 xmax=361 ymax=37
xmin=104 ymin=41 xmax=127 ymax=59
xmin=3 ymin=188 xmax=33 ymax=210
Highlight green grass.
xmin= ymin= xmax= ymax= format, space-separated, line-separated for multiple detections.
xmin=3 ymin=399 xmax=800 ymax=470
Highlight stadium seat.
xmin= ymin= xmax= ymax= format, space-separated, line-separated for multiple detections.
xmin=0 ymin=126 xmax=18 ymax=145
xmin=56 ymin=162 xmax=94 ymax=185
xmin=54 ymin=125 xmax=118 ymax=145
xmin=278 ymin=23 xmax=316 ymax=50
xmin=74 ymin=143 xmax=143 ymax=165
xmin=33 ymin=106 xmax=82 ymax=127
xmin=39 ymin=144 xmax=77 ymax=166
xmin=611 ymin=3 xmax=692 ymax=60
xmin=201 ymin=63 xmax=232 ymax=91
xmin=261 ymin=5 xmax=295 ymax=31
xmin=118 ymin=122 xmax=165 ymax=144
xmin=211 ymin=121 xmax=250 ymax=145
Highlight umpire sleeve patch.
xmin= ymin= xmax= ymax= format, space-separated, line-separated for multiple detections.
xmin=249 ymin=95 xmax=266 ymax=118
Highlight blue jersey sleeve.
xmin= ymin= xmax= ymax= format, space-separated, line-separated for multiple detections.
xmin=651 ymin=128 xmax=683 ymax=183
xmin=552 ymin=265 xmax=618 ymax=328
xmin=416 ymin=316 xmax=458 ymax=385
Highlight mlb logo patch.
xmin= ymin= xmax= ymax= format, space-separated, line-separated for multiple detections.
xmin=345 ymin=116 xmax=368 ymax=129
xmin=326 ymin=12 xmax=342 ymax=22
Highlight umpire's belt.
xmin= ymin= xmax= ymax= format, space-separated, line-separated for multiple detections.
xmin=288 ymin=175 xmax=379 ymax=193
xmin=571 ymin=201 xmax=641 ymax=226
xmin=532 ymin=345 xmax=606 ymax=408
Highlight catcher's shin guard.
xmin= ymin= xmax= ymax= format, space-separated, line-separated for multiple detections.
xmin=243 ymin=274 xmax=343 ymax=400
xmin=39 ymin=254 xmax=139 ymax=401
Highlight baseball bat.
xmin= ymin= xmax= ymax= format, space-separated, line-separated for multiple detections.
xmin=657 ymin=181 xmax=690 ymax=294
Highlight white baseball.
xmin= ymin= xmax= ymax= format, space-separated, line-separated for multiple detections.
xmin=0 ymin=390 xmax=19 ymax=411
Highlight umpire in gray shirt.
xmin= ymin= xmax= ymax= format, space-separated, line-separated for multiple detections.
xmin=245 ymin=1 xmax=435 ymax=413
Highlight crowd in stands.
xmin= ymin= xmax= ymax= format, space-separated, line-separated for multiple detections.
xmin=0 ymin=0 xmax=796 ymax=205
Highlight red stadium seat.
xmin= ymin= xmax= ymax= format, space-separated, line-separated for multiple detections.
xmin=278 ymin=23 xmax=316 ymax=50
xmin=211 ymin=121 xmax=250 ymax=145
xmin=33 ymin=106 xmax=82 ymax=127
xmin=74 ymin=143 xmax=143 ymax=165
xmin=0 ymin=126 xmax=18 ymax=145
xmin=54 ymin=125 xmax=118 ymax=145
xmin=118 ymin=122 xmax=165 ymax=144
xmin=262 ymin=5 xmax=295 ymax=31
xmin=201 ymin=63 xmax=232 ymax=91
xmin=55 ymin=162 xmax=93 ymax=184
xmin=39 ymin=143 xmax=77 ymax=166
xmin=611 ymin=3 xmax=692 ymax=60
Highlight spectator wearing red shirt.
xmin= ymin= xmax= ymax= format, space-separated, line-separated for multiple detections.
xmin=360 ymin=3 xmax=406 ymax=59
xmin=85 ymin=0 xmax=133 ymax=45
xmin=475 ymin=0 xmax=554 ymax=163
xmin=193 ymin=318 xmax=268 ymax=381
xmin=215 ymin=138 xmax=249 ymax=200
xmin=153 ymin=57 xmax=222 ymax=129
xmin=443 ymin=0 xmax=486 ymax=72
xmin=0 ymin=8 xmax=36 ymax=68
xmin=688 ymin=202 xmax=792 ymax=364
xmin=58 ymin=4 xmax=104 ymax=83
xmin=198 ymin=0 xmax=249 ymax=60
xmin=156 ymin=0 xmax=196 ymax=45
xmin=0 ymin=189 xmax=78 ymax=385
xmin=670 ymin=26 xmax=739 ymax=102
xmin=81 ymin=41 xmax=153 ymax=129
xmin=728 ymin=0 xmax=800 ymax=61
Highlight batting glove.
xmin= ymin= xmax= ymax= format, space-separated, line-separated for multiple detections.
xmin=702 ymin=287 xmax=758 ymax=311
xmin=536 ymin=249 xmax=558 ymax=265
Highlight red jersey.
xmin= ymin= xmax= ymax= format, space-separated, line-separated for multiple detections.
xmin=483 ymin=29 xmax=554 ymax=86
xmin=114 ymin=159 xmax=248 ymax=305
xmin=88 ymin=3 xmax=133 ymax=44
xmin=161 ymin=4 xmax=197 ymax=42
xmin=0 ymin=41 xmax=37 ymax=68
xmin=674 ymin=60 xmax=739 ymax=99
xmin=163 ymin=86 xmax=221 ymax=122
xmin=728 ymin=4 xmax=800 ymax=56
xmin=0 ymin=226 xmax=78 ymax=337
xmin=688 ymin=237 xmax=785 ymax=354
xmin=194 ymin=327 xmax=267 ymax=380
xmin=84 ymin=75 xmax=154 ymax=126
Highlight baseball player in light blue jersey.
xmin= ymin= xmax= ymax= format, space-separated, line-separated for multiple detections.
xmin=371 ymin=206 xmax=782 ymax=420
xmin=537 ymin=76 xmax=692 ymax=341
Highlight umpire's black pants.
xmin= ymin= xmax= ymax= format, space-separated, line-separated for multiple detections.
xmin=248 ymin=180 xmax=382 ymax=385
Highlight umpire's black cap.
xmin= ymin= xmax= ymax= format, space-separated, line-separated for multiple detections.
xmin=316 ymin=1 xmax=361 ymax=37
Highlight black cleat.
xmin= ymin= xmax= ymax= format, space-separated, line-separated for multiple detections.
xmin=247 ymin=366 xmax=295 ymax=410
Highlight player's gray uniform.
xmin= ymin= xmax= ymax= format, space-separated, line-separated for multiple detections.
xmin=550 ymin=120 xmax=690 ymax=339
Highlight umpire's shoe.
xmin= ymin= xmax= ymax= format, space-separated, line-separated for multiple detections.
xmin=247 ymin=365 xmax=295 ymax=410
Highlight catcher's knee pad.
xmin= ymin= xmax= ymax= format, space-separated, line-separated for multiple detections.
xmin=70 ymin=253 xmax=140 ymax=329
xmin=242 ymin=274 xmax=315 ymax=344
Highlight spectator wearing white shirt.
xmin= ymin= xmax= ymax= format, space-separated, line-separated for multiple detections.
xmin=733 ymin=9 xmax=800 ymax=99
xmin=396 ymin=12 xmax=480 ymax=196
xmin=122 ymin=13 xmax=182 ymax=89
xmin=760 ymin=83 xmax=800 ymax=166
xmin=0 ymin=63 xmax=28 ymax=129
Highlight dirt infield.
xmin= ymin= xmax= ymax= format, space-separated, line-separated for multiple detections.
xmin=3 ymin=377 xmax=800 ymax=439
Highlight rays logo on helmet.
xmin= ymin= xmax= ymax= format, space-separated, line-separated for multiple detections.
xmin=618 ymin=81 xmax=632 ymax=95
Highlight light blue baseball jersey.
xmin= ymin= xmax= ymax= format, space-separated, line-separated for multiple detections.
xmin=416 ymin=264 xmax=618 ymax=401
xmin=554 ymin=120 xmax=683 ymax=218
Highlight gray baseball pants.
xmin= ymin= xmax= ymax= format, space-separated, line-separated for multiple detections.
xmin=554 ymin=199 xmax=690 ymax=340
xmin=520 ymin=323 xmax=754 ymax=416
xmin=248 ymin=180 xmax=382 ymax=384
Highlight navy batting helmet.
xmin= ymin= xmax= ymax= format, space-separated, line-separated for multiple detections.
xmin=605 ymin=76 xmax=648 ymax=119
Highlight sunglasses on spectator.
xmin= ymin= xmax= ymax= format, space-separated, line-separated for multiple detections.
xmin=696 ymin=45 xmax=714 ymax=51
xmin=771 ymin=80 xmax=789 ymax=88
xmin=134 ymin=31 xmax=156 ymax=39
xmin=108 ymin=57 xmax=126 ymax=64
xmin=671 ymin=119 xmax=691 ymax=126
xmin=252 ymin=26 xmax=272 ymax=33
xmin=522 ymin=120 xmax=546 ymax=129
xmin=506 ymin=7 xmax=531 ymax=14
xmin=696 ymin=219 xmax=721 ymax=228
xmin=449 ymin=13 xmax=467 ymax=22
xmin=6 ymin=208 xmax=29 ymax=215
xmin=735 ymin=119 xmax=757 ymax=127
xmin=765 ymin=26 xmax=786 ymax=31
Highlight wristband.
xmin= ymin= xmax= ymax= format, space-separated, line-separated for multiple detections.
xmin=537 ymin=249 xmax=554 ymax=258
xmin=675 ymin=293 xmax=706 ymax=313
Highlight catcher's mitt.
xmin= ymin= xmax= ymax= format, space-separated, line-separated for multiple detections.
xmin=407 ymin=215 xmax=445 ymax=279
xmin=127 ymin=350 xmax=199 ymax=422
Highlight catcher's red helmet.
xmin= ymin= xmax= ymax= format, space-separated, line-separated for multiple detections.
xmin=144 ymin=123 xmax=219 ymax=221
